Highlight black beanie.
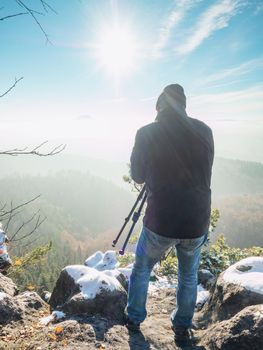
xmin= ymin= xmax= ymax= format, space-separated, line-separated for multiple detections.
xmin=163 ymin=84 xmax=186 ymax=108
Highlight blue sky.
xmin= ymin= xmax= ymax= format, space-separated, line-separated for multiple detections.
xmin=1 ymin=0 xmax=263 ymax=162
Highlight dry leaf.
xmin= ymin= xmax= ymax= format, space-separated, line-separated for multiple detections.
xmin=54 ymin=325 xmax=64 ymax=334
xmin=14 ymin=259 xmax=22 ymax=266
xmin=47 ymin=333 xmax=57 ymax=341
xmin=26 ymin=284 xmax=35 ymax=291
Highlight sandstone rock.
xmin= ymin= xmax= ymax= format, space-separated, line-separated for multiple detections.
xmin=49 ymin=265 xmax=127 ymax=321
xmin=51 ymin=319 xmax=96 ymax=342
xmin=203 ymin=257 xmax=263 ymax=322
xmin=49 ymin=269 xmax=80 ymax=309
xmin=0 ymin=292 xmax=23 ymax=325
xmin=15 ymin=291 xmax=46 ymax=312
xmin=0 ymin=273 xmax=18 ymax=296
xmin=201 ymin=304 xmax=263 ymax=350
xmin=62 ymin=289 xmax=127 ymax=321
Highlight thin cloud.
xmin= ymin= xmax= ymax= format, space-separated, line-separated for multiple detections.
xmin=202 ymin=57 xmax=263 ymax=84
xmin=152 ymin=0 xmax=199 ymax=58
xmin=188 ymin=84 xmax=263 ymax=120
xmin=176 ymin=0 xmax=245 ymax=55
xmin=254 ymin=2 xmax=263 ymax=15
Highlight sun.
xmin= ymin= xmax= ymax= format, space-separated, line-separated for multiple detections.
xmin=94 ymin=23 xmax=139 ymax=80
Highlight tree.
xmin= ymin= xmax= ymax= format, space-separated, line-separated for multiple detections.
xmin=0 ymin=1 xmax=64 ymax=273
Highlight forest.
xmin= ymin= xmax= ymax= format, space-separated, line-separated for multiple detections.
xmin=1 ymin=156 xmax=263 ymax=292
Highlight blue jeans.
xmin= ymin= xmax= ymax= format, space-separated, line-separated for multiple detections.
xmin=127 ymin=226 xmax=207 ymax=328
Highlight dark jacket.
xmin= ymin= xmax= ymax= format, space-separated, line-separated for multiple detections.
xmin=130 ymin=109 xmax=214 ymax=239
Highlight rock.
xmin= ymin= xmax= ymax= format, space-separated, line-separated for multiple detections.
xmin=51 ymin=319 xmax=96 ymax=342
xmin=49 ymin=269 xmax=80 ymax=309
xmin=15 ymin=291 xmax=46 ymax=312
xmin=203 ymin=257 xmax=263 ymax=322
xmin=0 ymin=292 xmax=23 ymax=325
xmin=49 ymin=265 xmax=127 ymax=321
xmin=198 ymin=269 xmax=216 ymax=290
xmin=201 ymin=304 xmax=263 ymax=350
xmin=0 ymin=273 xmax=18 ymax=296
xmin=62 ymin=289 xmax=127 ymax=321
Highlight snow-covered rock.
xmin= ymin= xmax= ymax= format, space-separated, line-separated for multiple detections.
xmin=0 ymin=225 xmax=12 ymax=272
xmin=223 ymin=257 xmax=263 ymax=294
xmin=84 ymin=251 xmax=104 ymax=268
xmin=203 ymin=257 xmax=263 ymax=322
xmin=49 ymin=264 xmax=127 ymax=321
xmin=84 ymin=250 xmax=118 ymax=271
xmin=67 ymin=265 xmax=122 ymax=299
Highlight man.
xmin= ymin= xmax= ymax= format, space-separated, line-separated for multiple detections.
xmin=126 ymin=84 xmax=214 ymax=344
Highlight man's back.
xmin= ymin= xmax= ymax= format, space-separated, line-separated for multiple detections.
xmin=130 ymin=109 xmax=214 ymax=239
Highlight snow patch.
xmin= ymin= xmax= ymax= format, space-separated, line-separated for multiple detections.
xmin=0 ymin=292 xmax=8 ymax=301
xmin=39 ymin=310 xmax=65 ymax=326
xmin=223 ymin=257 xmax=263 ymax=295
xmin=148 ymin=278 xmax=209 ymax=308
xmin=148 ymin=276 xmax=177 ymax=295
xmin=65 ymin=265 xmax=123 ymax=299
xmin=196 ymin=284 xmax=209 ymax=309
xmin=254 ymin=305 xmax=263 ymax=318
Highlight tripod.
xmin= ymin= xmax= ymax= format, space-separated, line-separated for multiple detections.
xmin=112 ymin=185 xmax=147 ymax=255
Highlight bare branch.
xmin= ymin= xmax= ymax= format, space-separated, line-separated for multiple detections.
xmin=0 ymin=196 xmax=41 ymax=220
xmin=16 ymin=0 xmax=51 ymax=43
xmin=0 ymin=77 xmax=23 ymax=98
xmin=0 ymin=12 xmax=28 ymax=21
xmin=18 ymin=233 xmax=41 ymax=250
xmin=9 ymin=210 xmax=41 ymax=241
xmin=4 ymin=201 xmax=14 ymax=233
xmin=0 ymin=203 xmax=7 ymax=213
xmin=0 ymin=141 xmax=66 ymax=156
xmin=12 ymin=216 xmax=46 ymax=242
xmin=40 ymin=0 xmax=58 ymax=14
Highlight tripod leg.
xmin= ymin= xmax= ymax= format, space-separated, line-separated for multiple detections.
xmin=112 ymin=186 xmax=146 ymax=247
xmin=119 ymin=193 xmax=147 ymax=255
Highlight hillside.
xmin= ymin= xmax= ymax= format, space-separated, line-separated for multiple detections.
xmin=0 ymin=156 xmax=262 ymax=290
xmin=1 ymin=154 xmax=263 ymax=195
xmin=212 ymin=157 xmax=263 ymax=197
xmin=0 ymin=171 xmax=134 ymax=291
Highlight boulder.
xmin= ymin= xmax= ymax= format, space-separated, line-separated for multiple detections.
xmin=0 ymin=292 xmax=23 ymax=325
xmin=203 ymin=257 xmax=263 ymax=322
xmin=201 ymin=304 xmax=263 ymax=350
xmin=16 ymin=291 xmax=46 ymax=312
xmin=0 ymin=273 xmax=18 ymax=296
xmin=49 ymin=265 xmax=127 ymax=321
xmin=198 ymin=269 xmax=216 ymax=290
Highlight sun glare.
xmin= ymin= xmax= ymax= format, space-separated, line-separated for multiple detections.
xmin=95 ymin=24 xmax=139 ymax=80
